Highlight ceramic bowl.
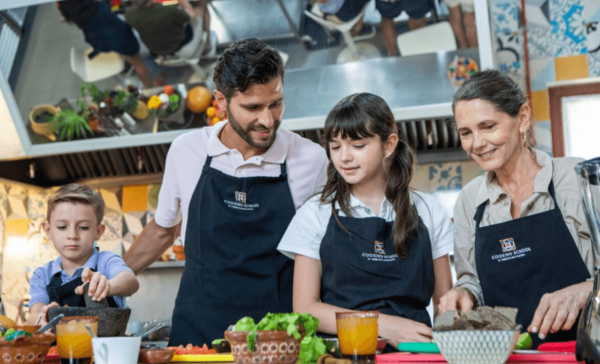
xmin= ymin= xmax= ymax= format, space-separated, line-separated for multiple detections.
xmin=48 ymin=307 xmax=131 ymax=337
xmin=139 ymin=348 xmax=175 ymax=364
xmin=225 ymin=330 xmax=302 ymax=364
xmin=433 ymin=330 xmax=520 ymax=364
xmin=0 ymin=331 xmax=55 ymax=364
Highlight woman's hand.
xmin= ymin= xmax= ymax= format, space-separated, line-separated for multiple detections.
xmin=38 ymin=302 xmax=60 ymax=326
xmin=75 ymin=268 xmax=111 ymax=302
xmin=438 ymin=287 xmax=475 ymax=314
xmin=379 ymin=315 xmax=432 ymax=348
xmin=528 ymin=281 xmax=593 ymax=339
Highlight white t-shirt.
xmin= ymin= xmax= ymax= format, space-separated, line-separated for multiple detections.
xmin=278 ymin=191 xmax=454 ymax=260
xmin=155 ymin=121 xmax=329 ymax=243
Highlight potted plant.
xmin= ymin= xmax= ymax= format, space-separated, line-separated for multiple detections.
xmin=29 ymin=104 xmax=60 ymax=141
xmin=55 ymin=108 xmax=93 ymax=141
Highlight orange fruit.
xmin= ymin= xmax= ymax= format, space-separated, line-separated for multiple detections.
xmin=186 ymin=86 xmax=212 ymax=113
xmin=206 ymin=107 xmax=216 ymax=118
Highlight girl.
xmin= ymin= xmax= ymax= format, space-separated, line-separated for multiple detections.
xmin=277 ymin=93 xmax=454 ymax=347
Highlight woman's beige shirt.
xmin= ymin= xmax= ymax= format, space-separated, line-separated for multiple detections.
xmin=454 ymin=148 xmax=595 ymax=305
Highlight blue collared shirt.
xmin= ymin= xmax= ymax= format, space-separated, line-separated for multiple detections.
xmin=29 ymin=249 xmax=133 ymax=308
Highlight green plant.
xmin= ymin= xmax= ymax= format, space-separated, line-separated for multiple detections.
xmin=113 ymin=90 xmax=138 ymax=113
xmin=234 ymin=313 xmax=326 ymax=363
xmin=80 ymin=82 xmax=109 ymax=104
xmin=55 ymin=108 xmax=93 ymax=141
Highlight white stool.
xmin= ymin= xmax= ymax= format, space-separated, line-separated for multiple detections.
xmin=304 ymin=2 xmax=380 ymax=63
xmin=70 ymin=47 xmax=125 ymax=83
xmin=396 ymin=21 xmax=457 ymax=57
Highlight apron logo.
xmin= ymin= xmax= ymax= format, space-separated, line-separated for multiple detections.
xmin=235 ymin=191 xmax=246 ymax=203
xmin=500 ymin=238 xmax=516 ymax=253
xmin=374 ymin=241 xmax=385 ymax=255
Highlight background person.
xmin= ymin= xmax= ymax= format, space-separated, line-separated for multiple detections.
xmin=123 ymin=39 xmax=328 ymax=346
xmin=438 ymin=70 xmax=597 ymax=348
xmin=56 ymin=0 xmax=154 ymax=88
xmin=376 ymin=0 xmax=432 ymax=56
xmin=444 ymin=0 xmax=477 ymax=48
xmin=278 ymin=93 xmax=453 ymax=348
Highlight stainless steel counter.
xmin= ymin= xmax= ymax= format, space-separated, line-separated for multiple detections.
xmin=281 ymin=48 xmax=479 ymax=131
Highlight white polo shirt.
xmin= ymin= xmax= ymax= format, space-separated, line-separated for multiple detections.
xmin=277 ymin=191 xmax=454 ymax=260
xmin=155 ymin=121 xmax=329 ymax=243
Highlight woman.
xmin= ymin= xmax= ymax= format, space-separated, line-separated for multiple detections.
xmin=57 ymin=0 xmax=154 ymax=88
xmin=278 ymin=93 xmax=454 ymax=347
xmin=438 ymin=70 xmax=595 ymax=348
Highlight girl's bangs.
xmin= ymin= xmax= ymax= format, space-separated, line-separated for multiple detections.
xmin=324 ymin=104 xmax=375 ymax=142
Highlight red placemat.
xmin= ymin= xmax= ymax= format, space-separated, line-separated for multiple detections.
xmin=376 ymin=352 xmax=578 ymax=362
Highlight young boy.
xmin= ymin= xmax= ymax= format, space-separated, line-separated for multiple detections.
xmin=28 ymin=184 xmax=139 ymax=325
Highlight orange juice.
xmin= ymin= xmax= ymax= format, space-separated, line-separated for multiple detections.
xmin=56 ymin=317 xmax=98 ymax=364
xmin=336 ymin=311 xmax=379 ymax=364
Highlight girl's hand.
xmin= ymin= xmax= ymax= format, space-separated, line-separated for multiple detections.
xmin=528 ymin=281 xmax=592 ymax=340
xmin=438 ymin=287 xmax=475 ymax=314
xmin=381 ymin=316 xmax=432 ymax=348
xmin=75 ymin=268 xmax=111 ymax=302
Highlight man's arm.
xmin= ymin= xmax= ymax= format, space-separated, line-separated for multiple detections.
xmin=123 ymin=220 xmax=180 ymax=274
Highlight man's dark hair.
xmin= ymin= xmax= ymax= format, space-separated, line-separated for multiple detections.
xmin=213 ymin=38 xmax=285 ymax=100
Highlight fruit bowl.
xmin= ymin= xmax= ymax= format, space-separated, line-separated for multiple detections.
xmin=0 ymin=331 xmax=55 ymax=364
xmin=433 ymin=329 xmax=520 ymax=364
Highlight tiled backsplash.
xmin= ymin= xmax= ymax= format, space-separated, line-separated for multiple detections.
xmin=490 ymin=0 xmax=600 ymax=155
xmin=0 ymin=159 xmax=481 ymax=323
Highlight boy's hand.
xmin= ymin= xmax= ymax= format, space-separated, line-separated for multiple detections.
xmin=75 ymin=268 xmax=111 ymax=302
xmin=38 ymin=302 xmax=60 ymax=326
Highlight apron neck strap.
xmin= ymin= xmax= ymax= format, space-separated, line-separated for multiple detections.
xmin=280 ymin=160 xmax=287 ymax=176
xmin=474 ymin=179 xmax=558 ymax=228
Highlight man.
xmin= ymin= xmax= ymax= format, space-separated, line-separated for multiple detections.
xmin=123 ymin=38 xmax=328 ymax=346
xmin=376 ymin=0 xmax=432 ymax=56
xmin=125 ymin=0 xmax=213 ymax=58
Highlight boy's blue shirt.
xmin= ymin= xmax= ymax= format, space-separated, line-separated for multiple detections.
xmin=29 ymin=249 xmax=133 ymax=308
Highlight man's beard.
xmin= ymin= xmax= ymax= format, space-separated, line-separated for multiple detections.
xmin=227 ymin=106 xmax=280 ymax=149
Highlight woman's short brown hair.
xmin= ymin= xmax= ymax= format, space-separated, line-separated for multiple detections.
xmin=47 ymin=184 xmax=105 ymax=225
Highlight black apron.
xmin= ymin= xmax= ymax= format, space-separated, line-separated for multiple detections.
xmin=474 ymin=179 xmax=590 ymax=348
xmin=320 ymin=212 xmax=435 ymax=327
xmin=169 ymin=155 xmax=296 ymax=346
xmin=46 ymin=266 xmax=119 ymax=308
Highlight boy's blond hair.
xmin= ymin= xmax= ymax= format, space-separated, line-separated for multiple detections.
xmin=47 ymin=184 xmax=105 ymax=225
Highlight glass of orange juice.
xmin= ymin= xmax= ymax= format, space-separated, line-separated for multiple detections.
xmin=335 ymin=311 xmax=379 ymax=364
xmin=56 ymin=316 xmax=99 ymax=364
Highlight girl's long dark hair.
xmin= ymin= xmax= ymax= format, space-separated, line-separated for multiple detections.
xmin=321 ymin=93 xmax=418 ymax=258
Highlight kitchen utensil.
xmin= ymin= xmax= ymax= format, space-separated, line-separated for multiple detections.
xmin=93 ymin=336 xmax=141 ymax=364
xmin=397 ymin=342 xmax=440 ymax=354
xmin=35 ymin=313 xmax=64 ymax=334
xmin=574 ymin=157 xmax=600 ymax=363
xmin=48 ymin=306 xmax=131 ymax=337
xmin=537 ymin=341 xmax=576 ymax=353
xmin=139 ymin=348 xmax=175 ymax=364
xmin=83 ymin=281 xmax=109 ymax=308
xmin=432 ymin=329 xmax=520 ymax=364
xmin=85 ymin=323 xmax=97 ymax=338
xmin=133 ymin=320 xmax=167 ymax=338
xmin=335 ymin=311 xmax=379 ymax=364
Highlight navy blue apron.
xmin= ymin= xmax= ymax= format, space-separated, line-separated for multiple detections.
xmin=46 ymin=265 xmax=119 ymax=308
xmin=169 ymin=155 xmax=296 ymax=346
xmin=474 ymin=179 xmax=590 ymax=348
xmin=320 ymin=212 xmax=435 ymax=328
